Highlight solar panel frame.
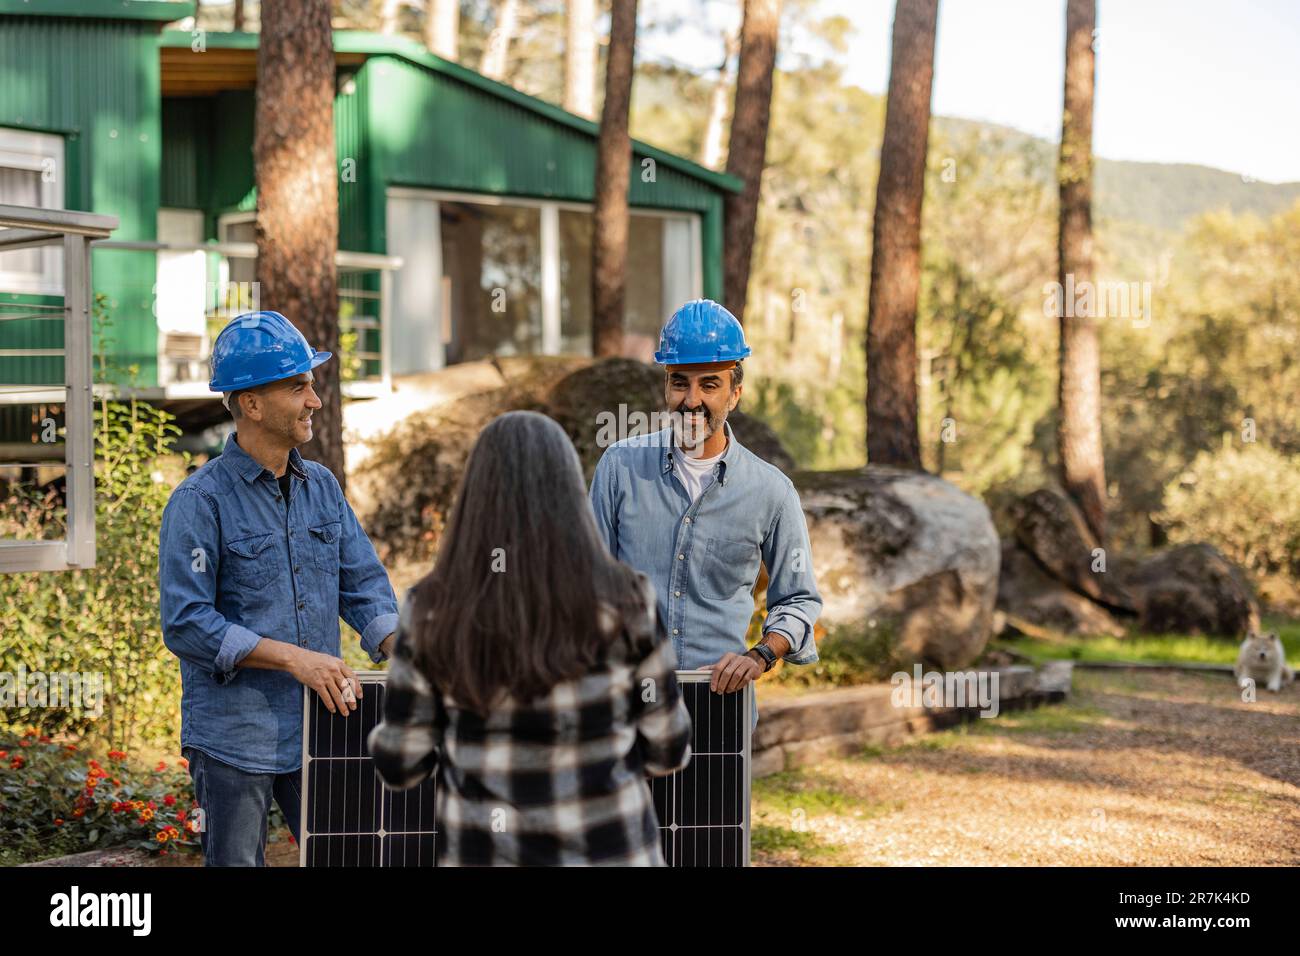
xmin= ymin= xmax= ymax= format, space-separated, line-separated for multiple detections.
xmin=299 ymin=668 xmax=751 ymax=867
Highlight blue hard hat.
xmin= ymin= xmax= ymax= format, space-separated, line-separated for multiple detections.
xmin=653 ymin=298 xmax=751 ymax=365
xmin=208 ymin=311 xmax=332 ymax=393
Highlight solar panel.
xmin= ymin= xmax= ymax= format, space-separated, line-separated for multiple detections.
xmin=300 ymin=669 xmax=750 ymax=867
xmin=649 ymin=671 xmax=752 ymax=867
xmin=299 ymin=674 xmax=438 ymax=867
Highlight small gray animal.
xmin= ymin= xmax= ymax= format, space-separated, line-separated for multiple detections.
xmin=1234 ymin=631 xmax=1294 ymax=693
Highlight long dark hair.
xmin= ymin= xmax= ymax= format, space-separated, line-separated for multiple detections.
xmin=408 ymin=410 xmax=645 ymax=714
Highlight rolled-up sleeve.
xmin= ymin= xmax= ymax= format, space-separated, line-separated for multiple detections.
xmin=588 ymin=450 xmax=620 ymax=558
xmin=331 ymin=476 xmax=398 ymax=663
xmin=760 ymin=481 xmax=822 ymax=665
xmin=368 ymin=595 xmax=441 ymax=790
xmin=159 ymin=486 xmax=261 ymax=685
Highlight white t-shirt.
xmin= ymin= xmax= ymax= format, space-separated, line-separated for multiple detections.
xmin=671 ymin=442 xmax=725 ymax=503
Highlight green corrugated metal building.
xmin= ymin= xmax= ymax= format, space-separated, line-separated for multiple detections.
xmin=0 ymin=0 xmax=740 ymax=426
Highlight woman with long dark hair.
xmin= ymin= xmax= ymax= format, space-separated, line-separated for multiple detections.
xmin=368 ymin=410 xmax=692 ymax=865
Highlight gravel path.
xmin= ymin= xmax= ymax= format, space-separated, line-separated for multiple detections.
xmin=752 ymin=668 xmax=1300 ymax=866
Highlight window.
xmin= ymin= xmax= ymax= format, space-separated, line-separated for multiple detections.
xmin=0 ymin=128 xmax=65 ymax=295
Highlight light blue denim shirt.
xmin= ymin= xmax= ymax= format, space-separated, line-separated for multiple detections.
xmin=589 ymin=420 xmax=821 ymax=694
xmin=158 ymin=432 xmax=398 ymax=773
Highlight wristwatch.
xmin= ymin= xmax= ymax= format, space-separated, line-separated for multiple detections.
xmin=748 ymin=642 xmax=778 ymax=673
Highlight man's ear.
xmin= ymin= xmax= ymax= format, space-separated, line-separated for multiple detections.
xmin=239 ymin=389 xmax=263 ymax=422
xmin=729 ymin=382 xmax=743 ymax=412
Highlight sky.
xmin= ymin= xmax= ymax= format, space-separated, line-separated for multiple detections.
xmin=638 ymin=0 xmax=1300 ymax=184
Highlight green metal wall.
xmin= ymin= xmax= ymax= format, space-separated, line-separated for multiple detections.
xmin=0 ymin=14 xmax=163 ymax=387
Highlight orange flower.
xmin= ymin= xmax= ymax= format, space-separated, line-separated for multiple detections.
xmin=87 ymin=759 xmax=101 ymax=770
xmin=178 ymin=757 xmax=189 ymax=769
xmin=23 ymin=728 xmax=37 ymax=737
xmin=72 ymin=808 xmax=85 ymax=818
xmin=139 ymin=808 xmax=154 ymax=822
xmin=155 ymin=831 xmax=169 ymax=843
xmin=107 ymin=750 xmax=126 ymax=761
xmin=186 ymin=819 xmax=199 ymax=833
xmin=0 ymin=750 xmax=7 ymax=759
xmin=53 ymin=818 xmax=64 ymax=826
xmin=111 ymin=778 xmax=121 ymax=787
xmin=154 ymin=761 xmax=167 ymax=772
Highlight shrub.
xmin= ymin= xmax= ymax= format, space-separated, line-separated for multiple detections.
xmin=0 ymin=399 xmax=185 ymax=751
xmin=1157 ymin=442 xmax=1300 ymax=579
xmin=0 ymin=730 xmax=199 ymax=864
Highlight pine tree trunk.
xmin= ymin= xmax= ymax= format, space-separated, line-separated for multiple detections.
xmin=1056 ymin=0 xmax=1106 ymax=542
xmin=865 ymin=0 xmax=937 ymax=471
xmin=425 ymin=0 xmax=460 ymax=59
xmin=590 ymin=0 xmax=638 ymax=357
xmin=233 ymin=0 xmax=244 ymax=31
xmin=723 ymin=0 xmax=780 ymax=322
xmin=254 ymin=0 xmax=344 ymax=487
xmin=700 ymin=28 xmax=738 ymax=169
xmin=480 ymin=0 xmax=519 ymax=80
xmin=564 ymin=0 xmax=597 ymax=119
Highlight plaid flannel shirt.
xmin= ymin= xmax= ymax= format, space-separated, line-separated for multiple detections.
xmin=367 ymin=574 xmax=692 ymax=866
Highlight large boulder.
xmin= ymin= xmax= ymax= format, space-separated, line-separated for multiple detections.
xmin=1008 ymin=488 xmax=1136 ymax=612
xmin=1121 ymin=543 xmax=1260 ymax=637
xmin=350 ymin=357 xmax=798 ymax=562
xmin=794 ymin=466 xmax=1001 ymax=670
xmin=996 ymin=539 xmax=1126 ymax=637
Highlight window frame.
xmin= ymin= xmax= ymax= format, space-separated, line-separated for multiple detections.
xmin=0 ymin=128 xmax=66 ymax=296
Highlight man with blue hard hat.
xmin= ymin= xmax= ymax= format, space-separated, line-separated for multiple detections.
xmin=589 ymin=299 xmax=822 ymax=710
xmin=159 ymin=310 xmax=399 ymax=866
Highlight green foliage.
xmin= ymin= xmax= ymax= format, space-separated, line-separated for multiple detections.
xmin=0 ymin=732 xmax=199 ymax=864
xmin=0 ymin=399 xmax=185 ymax=752
xmin=769 ymin=620 xmax=902 ymax=689
xmin=1158 ymin=441 xmax=1300 ymax=579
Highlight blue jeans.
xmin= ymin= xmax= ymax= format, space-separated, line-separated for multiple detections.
xmin=184 ymin=746 xmax=302 ymax=867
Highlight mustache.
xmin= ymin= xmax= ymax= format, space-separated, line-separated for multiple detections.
xmin=672 ymin=403 xmax=713 ymax=423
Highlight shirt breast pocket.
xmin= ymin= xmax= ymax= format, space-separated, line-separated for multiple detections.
xmin=308 ymin=521 xmax=342 ymax=575
xmin=699 ymin=536 xmax=759 ymax=601
xmin=224 ymin=533 xmax=276 ymax=588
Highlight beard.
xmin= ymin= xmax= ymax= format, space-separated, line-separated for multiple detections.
xmin=671 ymin=402 xmax=718 ymax=455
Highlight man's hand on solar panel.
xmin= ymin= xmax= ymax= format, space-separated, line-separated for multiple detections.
xmin=289 ymin=648 xmax=363 ymax=716
xmin=704 ymin=651 xmax=762 ymax=693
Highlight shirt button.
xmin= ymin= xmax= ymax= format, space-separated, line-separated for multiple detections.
xmin=275 ymin=494 xmax=281 ymax=501
xmin=294 ymin=566 xmax=301 ymax=574
xmin=674 ymin=590 xmax=681 ymax=597
xmin=297 ymin=601 xmax=305 ymax=610
xmin=677 ymin=554 xmax=684 ymax=560
xmin=684 ymin=517 xmax=691 ymax=523
xmin=289 ymin=530 xmax=294 ymax=537
xmin=672 ymin=628 xmax=679 ymax=635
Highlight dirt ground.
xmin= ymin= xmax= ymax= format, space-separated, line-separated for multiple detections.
xmin=751 ymin=667 xmax=1300 ymax=866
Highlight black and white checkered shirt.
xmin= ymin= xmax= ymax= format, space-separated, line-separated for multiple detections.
xmin=367 ymin=574 xmax=692 ymax=866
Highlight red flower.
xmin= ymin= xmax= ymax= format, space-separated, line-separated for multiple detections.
xmin=288 ymin=834 xmax=296 ymax=845
xmin=147 ymin=801 xmax=157 ymax=811
xmin=23 ymin=728 xmax=37 ymax=738
xmin=0 ymin=750 xmax=7 ymax=759
xmin=87 ymin=759 xmax=101 ymax=770
xmin=176 ymin=809 xmax=187 ymax=821
xmin=107 ymin=750 xmax=126 ymax=761
xmin=53 ymin=818 xmax=64 ymax=826
xmin=111 ymin=778 xmax=121 ymax=787
xmin=63 ymin=744 xmax=78 ymax=753
xmin=72 ymin=808 xmax=85 ymax=818
xmin=9 ymin=757 xmax=24 ymax=770
xmin=38 ymin=736 xmax=51 ymax=744
xmin=178 ymin=757 xmax=189 ymax=769
xmin=18 ymin=740 xmax=31 ymax=748
xmin=154 ymin=761 xmax=167 ymax=772
xmin=163 ymin=794 xmax=176 ymax=807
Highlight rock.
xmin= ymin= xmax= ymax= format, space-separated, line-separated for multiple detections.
xmin=793 ymin=466 xmax=1001 ymax=670
xmin=1008 ymin=488 xmax=1136 ymax=612
xmin=1121 ymin=543 xmax=1260 ymax=637
xmin=350 ymin=356 xmax=798 ymax=562
xmin=996 ymin=538 xmax=1127 ymax=637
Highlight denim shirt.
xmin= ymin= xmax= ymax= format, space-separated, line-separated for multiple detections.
xmin=588 ymin=420 xmax=822 ymax=682
xmin=158 ymin=432 xmax=398 ymax=773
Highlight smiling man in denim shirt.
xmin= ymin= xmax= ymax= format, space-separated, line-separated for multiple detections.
xmin=159 ymin=311 xmax=398 ymax=866
xmin=589 ymin=300 xmax=821 ymax=717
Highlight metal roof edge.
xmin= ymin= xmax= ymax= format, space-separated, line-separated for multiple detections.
xmin=157 ymin=28 xmax=744 ymax=195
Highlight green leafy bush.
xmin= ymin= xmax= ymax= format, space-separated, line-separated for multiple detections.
xmin=1158 ymin=441 xmax=1300 ymax=578
xmin=0 ymin=399 xmax=185 ymax=752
